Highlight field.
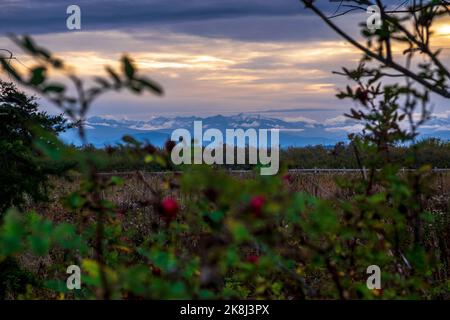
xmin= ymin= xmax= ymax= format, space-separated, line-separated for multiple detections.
xmin=47 ymin=169 xmax=450 ymax=205
xmin=12 ymin=170 xmax=450 ymax=299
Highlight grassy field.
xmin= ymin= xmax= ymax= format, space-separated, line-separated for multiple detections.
xmin=47 ymin=170 xmax=450 ymax=201
xmin=38 ymin=170 xmax=450 ymax=221
xmin=11 ymin=170 xmax=449 ymax=299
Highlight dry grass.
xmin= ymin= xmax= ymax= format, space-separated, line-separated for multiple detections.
xmin=42 ymin=170 xmax=450 ymax=212
xmin=16 ymin=170 xmax=449 ymax=299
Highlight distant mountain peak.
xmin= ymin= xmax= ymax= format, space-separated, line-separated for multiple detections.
xmin=61 ymin=113 xmax=450 ymax=148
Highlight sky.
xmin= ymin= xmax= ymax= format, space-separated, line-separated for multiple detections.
xmin=0 ymin=0 xmax=449 ymax=121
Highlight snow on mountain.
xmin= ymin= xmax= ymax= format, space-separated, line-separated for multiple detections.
xmin=59 ymin=112 xmax=450 ymax=148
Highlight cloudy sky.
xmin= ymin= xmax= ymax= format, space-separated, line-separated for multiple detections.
xmin=0 ymin=0 xmax=449 ymax=121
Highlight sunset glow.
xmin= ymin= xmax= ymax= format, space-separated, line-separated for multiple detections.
xmin=0 ymin=1 xmax=448 ymax=119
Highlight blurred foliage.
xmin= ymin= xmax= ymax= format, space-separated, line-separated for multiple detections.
xmin=0 ymin=8 xmax=450 ymax=300
xmin=49 ymin=139 xmax=450 ymax=173
xmin=0 ymin=80 xmax=70 ymax=213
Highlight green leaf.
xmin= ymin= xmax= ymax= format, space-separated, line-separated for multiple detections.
xmin=42 ymin=84 xmax=65 ymax=94
xmin=228 ymin=220 xmax=251 ymax=243
xmin=0 ymin=210 xmax=26 ymax=256
xmin=110 ymin=176 xmax=124 ymax=186
xmin=106 ymin=66 xmax=122 ymax=87
xmin=27 ymin=234 xmax=50 ymax=256
xmin=29 ymin=67 xmax=47 ymax=86
xmin=210 ymin=211 xmax=225 ymax=223
xmin=34 ymin=139 xmax=61 ymax=161
xmin=122 ymin=56 xmax=135 ymax=79
xmin=138 ymin=77 xmax=163 ymax=95
xmin=67 ymin=193 xmax=85 ymax=209
xmin=144 ymin=155 xmax=154 ymax=163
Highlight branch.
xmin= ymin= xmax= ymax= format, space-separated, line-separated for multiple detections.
xmin=332 ymin=70 xmax=405 ymax=77
xmin=301 ymin=0 xmax=450 ymax=98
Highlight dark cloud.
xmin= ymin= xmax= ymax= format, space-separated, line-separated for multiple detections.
xmin=0 ymin=0 xmax=301 ymax=33
xmin=1 ymin=0 xmax=418 ymax=42
xmin=0 ymin=0 xmax=391 ymax=41
xmin=163 ymin=15 xmax=340 ymax=42
xmin=2 ymin=0 xmax=438 ymax=120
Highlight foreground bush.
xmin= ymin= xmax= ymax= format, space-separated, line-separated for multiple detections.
xmin=1 ymin=0 xmax=449 ymax=298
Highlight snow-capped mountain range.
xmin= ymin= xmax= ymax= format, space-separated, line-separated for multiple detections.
xmin=59 ymin=112 xmax=450 ymax=148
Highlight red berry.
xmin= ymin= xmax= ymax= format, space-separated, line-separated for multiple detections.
xmin=249 ymin=195 xmax=265 ymax=217
xmin=152 ymin=267 xmax=161 ymax=276
xmin=160 ymin=197 xmax=179 ymax=220
xmin=246 ymin=255 xmax=260 ymax=264
xmin=283 ymin=174 xmax=293 ymax=183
